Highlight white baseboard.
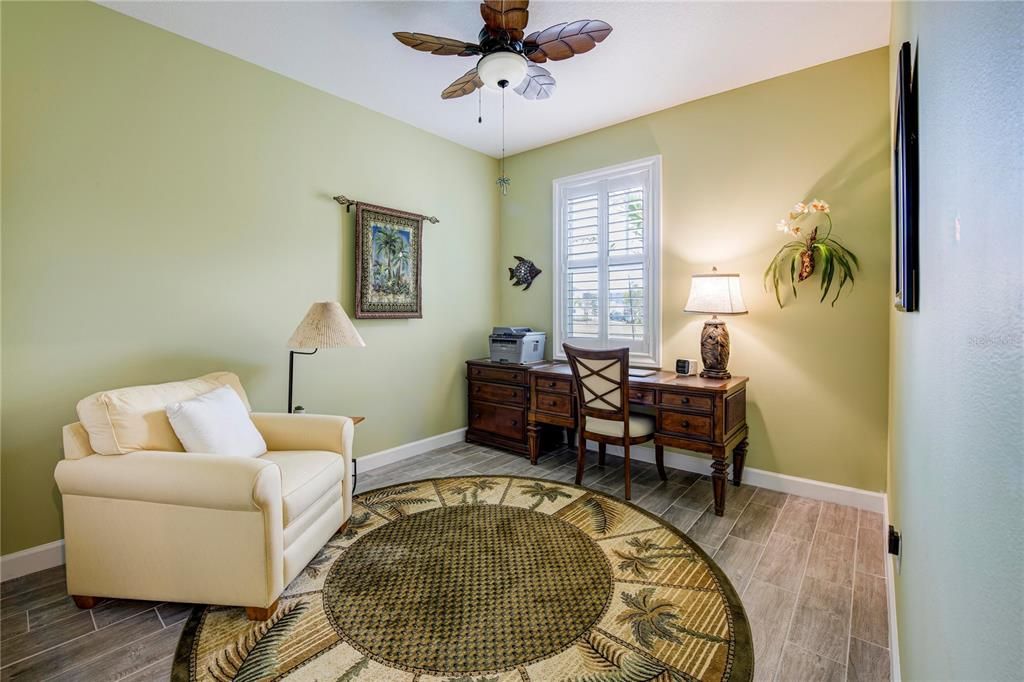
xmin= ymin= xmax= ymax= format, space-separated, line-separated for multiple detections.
xmin=1 ymin=539 xmax=65 ymax=582
xmin=602 ymin=442 xmax=886 ymax=513
xmin=354 ymin=427 xmax=467 ymax=473
xmin=883 ymin=495 xmax=902 ymax=681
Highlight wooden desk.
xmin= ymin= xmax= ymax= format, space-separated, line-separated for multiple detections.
xmin=466 ymin=359 xmax=749 ymax=515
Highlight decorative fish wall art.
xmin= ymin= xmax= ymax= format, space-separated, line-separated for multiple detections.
xmin=508 ymin=256 xmax=542 ymax=291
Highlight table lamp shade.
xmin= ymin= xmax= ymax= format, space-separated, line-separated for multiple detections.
xmin=288 ymin=302 xmax=365 ymax=349
xmin=684 ymin=272 xmax=748 ymax=315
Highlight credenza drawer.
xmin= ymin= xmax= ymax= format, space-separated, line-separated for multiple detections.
xmin=659 ymin=411 xmax=713 ymax=440
xmin=471 ymin=381 xmax=525 ymax=405
xmin=469 ymin=365 xmax=527 ymax=385
xmin=470 ymin=402 xmax=526 ymax=441
xmin=534 ymin=376 xmax=573 ymax=394
xmin=534 ymin=390 xmax=573 ymax=416
xmin=659 ymin=391 xmax=713 ymax=414
xmin=628 ymin=387 xmax=655 ymax=405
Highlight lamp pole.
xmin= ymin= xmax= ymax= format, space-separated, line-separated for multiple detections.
xmin=287 ymin=348 xmax=318 ymax=414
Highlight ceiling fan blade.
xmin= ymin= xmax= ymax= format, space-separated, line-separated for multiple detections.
xmin=394 ymin=32 xmax=481 ymax=57
xmin=480 ymin=0 xmax=529 ymax=41
xmin=524 ymin=20 xmax=612 ymax=63
xmin=514 ymin=64 xmax=556 ymax=100
xmin=442 ymin=68 xmax=484 ymax=100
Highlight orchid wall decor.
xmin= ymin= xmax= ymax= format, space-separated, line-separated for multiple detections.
xmin=764 ymin=200 xmax=860 ymax=308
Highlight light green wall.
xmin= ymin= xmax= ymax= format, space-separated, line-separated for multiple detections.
xmin=1 ymin=2 xmax=499 ymax=554
xmin=888 ymin=2 xmax=1023 ymax=679
xmin=499 ymin=50 xmax=891 ymax=491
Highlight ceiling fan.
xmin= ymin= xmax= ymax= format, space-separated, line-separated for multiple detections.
xmin=393 ymin=0 xmax=613 ymax=101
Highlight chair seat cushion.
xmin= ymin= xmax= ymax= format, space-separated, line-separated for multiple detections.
xmin=585 ymin=414 xmax=655 ymax=439
xmin=259 ymin=450 xmax=344 ymax=526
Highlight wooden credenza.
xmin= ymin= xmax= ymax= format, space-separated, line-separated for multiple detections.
xmin=466 ymin=358 xmax=750 ymax=515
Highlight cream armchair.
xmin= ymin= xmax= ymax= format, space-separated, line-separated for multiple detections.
xmin=54 ymin=372 xmax=353 ymax=620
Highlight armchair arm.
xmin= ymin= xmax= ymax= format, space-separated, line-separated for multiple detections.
xmin=250 ymin=413 xmax=354 ymax=455
xmin=54 ymin=450 xmax=281 ymax=512
xmin=251 ymin=413 xmax=354 ymax=521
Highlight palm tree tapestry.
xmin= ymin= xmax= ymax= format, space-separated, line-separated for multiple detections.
xmin=354 ymin=203 xmax=423 ymax=318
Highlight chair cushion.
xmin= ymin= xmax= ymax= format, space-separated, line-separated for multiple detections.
xmin=585 ymin=414 xmax=655 ymax=439
xmin=166 ymin=386 xmax=267 ymax=458
xmin=259 ymin=450 xmax=344 ymax=526
xmin=77 ymin=372 xmax=251 ymax=455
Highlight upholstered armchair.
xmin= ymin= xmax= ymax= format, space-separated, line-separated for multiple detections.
xmin=54 ymin=372 xmax=353 ymax=620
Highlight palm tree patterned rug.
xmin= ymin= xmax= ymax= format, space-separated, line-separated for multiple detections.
xmin=172 ymin=476 xmax=753 ymax=682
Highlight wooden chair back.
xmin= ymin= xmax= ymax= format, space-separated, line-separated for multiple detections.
xmin=562 ymin=344 xmax=630 ymax=425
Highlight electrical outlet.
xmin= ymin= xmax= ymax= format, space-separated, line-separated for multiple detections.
xmin=888 ymin=525 xmax=902 ymax=574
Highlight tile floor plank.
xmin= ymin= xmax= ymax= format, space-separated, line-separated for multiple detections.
xmin=817 ymin=502 xmax=859 ymax=539
xmin=660 ymin=503 xmax=703 ymax=533
xmin=1 ymin=610 xmax=94 ymax=668
xmin=856 ymin=525 xmax=886 ymax=578
xmin=777 ymin=643 xmax=846 ymax=682
xmin=729 ymin=502 xmax=781 ymax=545
xmin=0 ymin=566 xmax=66 ymax=600
xmin=786 ymin=576 xmax=853 ymax=664
xmin=155 ymin=603 xmax=194 ymax=628
xmin=714 ymin=536 xmax=763 ymax=595
xmin=1 ymin=610 xmax=162 ymax=680
xmin=51 ymin=620 xmax=185 ymax=681
xmin=743 ymin=580 xmax=798 ymax=682
xmin=773 ymin=497 xmax=821 ymax=542
xmin=848 ymin=637 xmax=891 ymax=682
xmin=750 ymin=488 xmax=788 ymax=509
xmin=804 ymin=530 xmax=857 ymax=589
xmin=751 ymin=533 xmax=811 ymax=593
xmin=852 ymin=572 xmax=889 ymax=648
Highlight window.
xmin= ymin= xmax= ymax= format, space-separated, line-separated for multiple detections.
xmin=552 ymin=156 xmax=661 ymax=366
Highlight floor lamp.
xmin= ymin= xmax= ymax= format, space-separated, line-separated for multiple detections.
xmin=287 ymin=301 xmax=365 ymax=414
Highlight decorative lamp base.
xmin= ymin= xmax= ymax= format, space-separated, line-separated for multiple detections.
xmin=699 ymin=319 xmax=732 ymax=379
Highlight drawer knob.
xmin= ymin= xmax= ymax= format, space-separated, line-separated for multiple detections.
xmin=511 ymin=420 xmax=518 ymax=426
xmin=682 ymin=420 xmax=690 ymax=428
xmin=680 ymin=397 xmax=689 ymax=404
xmin=474 ymin=412 xmax=481 ymax=419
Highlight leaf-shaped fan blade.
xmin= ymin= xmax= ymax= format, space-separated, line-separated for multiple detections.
xmin=480 ymin=0 xmax=529 ymax=41
xmin=393 ymin=32 xmax=480 ymax=57
xmin=524 ymin=20 xmax=612 ymax=63
xmin=442 ymin=68 xmax=484 ymax=100
xmin=514 ymin=64 xmax=556 ymax=100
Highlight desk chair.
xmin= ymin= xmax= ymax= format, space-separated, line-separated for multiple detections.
xmin=563 ymin=344 xmax=663 ymax=499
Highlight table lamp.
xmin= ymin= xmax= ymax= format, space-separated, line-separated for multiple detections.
xmin=683 ymin=268 xmax=747 ymax=379
xmin=287 ymin=301 xmax=365 ymax=413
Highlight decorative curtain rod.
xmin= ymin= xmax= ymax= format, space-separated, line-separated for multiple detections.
xmin=332 ymin=195 xmax=440 ymax=224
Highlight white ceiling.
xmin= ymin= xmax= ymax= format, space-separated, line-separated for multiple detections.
xmin=102 ymin=1 xmax=890 ymax=158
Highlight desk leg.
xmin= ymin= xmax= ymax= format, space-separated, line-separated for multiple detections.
xmin=732 ymin=437 xmax=748 ymax=487
xmin=655 ymin=444 xmax=667 ymax=481
xmin=527 ymin=423 xmax=540 ymax=465
xmin=566 ymin=427 xmax=576 ymax=450
xmin=711 ymin=450 xmax=728 ymax=516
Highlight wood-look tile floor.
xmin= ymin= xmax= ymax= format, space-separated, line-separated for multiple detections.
xmin=0 ymin=443 xmax=891 ymax=681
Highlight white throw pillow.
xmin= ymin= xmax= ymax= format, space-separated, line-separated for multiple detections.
xmin=166 ymin=385 xmax=267 ymax=457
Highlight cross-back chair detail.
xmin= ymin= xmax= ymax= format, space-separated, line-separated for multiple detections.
xmin=563 ymin=344 xmax=662 ymax=500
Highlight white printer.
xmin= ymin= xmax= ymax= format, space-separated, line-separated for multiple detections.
xmin=489 ymin=327 xmax=546 ymax=364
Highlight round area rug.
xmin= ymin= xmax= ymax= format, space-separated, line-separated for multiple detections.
xmin=173 ymin=475 xmax=753 ymax=682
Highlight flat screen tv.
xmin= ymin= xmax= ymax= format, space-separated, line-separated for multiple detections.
xmin=894 ymin=41 xmax=919 ymax=312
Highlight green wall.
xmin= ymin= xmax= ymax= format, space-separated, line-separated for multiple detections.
xmin=888 ymin=2 xmax=1023 ymax=679
xmin=1 ymin=2 xmax=499 ymax=554
xmin=499 ymin=50 xmax=891 ymax=492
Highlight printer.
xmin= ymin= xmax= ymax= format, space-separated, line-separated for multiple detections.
xmin=489 ymin=327 xmax=546 ymax=364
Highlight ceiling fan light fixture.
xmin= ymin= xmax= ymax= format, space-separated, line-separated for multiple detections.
xmin=477 ymin=51 xmax=527 ymax=90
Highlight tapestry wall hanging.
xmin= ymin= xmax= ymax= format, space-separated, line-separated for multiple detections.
xmin=354 ymin=202 xmax=423 ymax=319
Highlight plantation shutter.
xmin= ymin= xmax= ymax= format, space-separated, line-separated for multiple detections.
xmin=556 ymin=159 xmax=659 ymax=365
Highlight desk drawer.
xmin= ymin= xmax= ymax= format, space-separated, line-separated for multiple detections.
xmin=534 ymin=390 xmax=573 ymax=416
xmin=469 ymin=365 xmax=527 ymax=385
xmin=534 ymin=376 xmax=573 ymax=394
xmin=470 ymin=402 xmax=525 ymax=441
xmin=659 ymin=391 xmax=713 ymax=414
xmin=471 ymin=381 xmax=525 ymax=405
xmin=659 ymin=411 xmax=713 ymax=440
xmin=628 ymin=387 xmax=655 ymax=405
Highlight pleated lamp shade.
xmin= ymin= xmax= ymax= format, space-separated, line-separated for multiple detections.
xmin=287 ymin=302 xmax=365 ymax=349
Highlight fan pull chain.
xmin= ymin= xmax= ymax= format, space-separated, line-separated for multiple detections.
xmin=496 ymin=87 xmax=510 ymax=196
xmin=477 ymin=89 xmax=483 ymax=124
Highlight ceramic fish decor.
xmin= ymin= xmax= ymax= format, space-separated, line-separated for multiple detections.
xmin=508 ymin=256 xmax=542 ymax=291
